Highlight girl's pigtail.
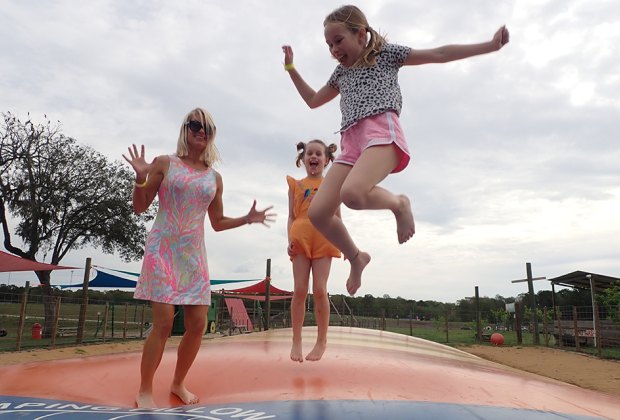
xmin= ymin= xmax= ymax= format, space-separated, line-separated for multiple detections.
xmin=360 ymin=26 xmax=385 ymax=67
xmin=327 ymin=143 xmax=338 ymax=163
xmin=295 ymin=141 xmax=306 ymax=167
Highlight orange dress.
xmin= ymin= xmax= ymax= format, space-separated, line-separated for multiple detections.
xmin=287 ymin=176 xmax=341 ymax=260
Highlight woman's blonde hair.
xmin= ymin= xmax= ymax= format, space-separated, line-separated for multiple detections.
xmin=176 ymin=107 xmax=221 ymax=167
xmin=323 ymin=5 xmax=387 ymax=67
xmin=295 ymin=139 xmax=338 ymax=168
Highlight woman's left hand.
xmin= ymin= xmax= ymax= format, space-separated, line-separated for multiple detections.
xmin=247 ymin=200 xmax=276 ymax=226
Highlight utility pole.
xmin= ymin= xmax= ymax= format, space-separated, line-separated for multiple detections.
xmin=510 ymin=262 xmax=546 ymax=345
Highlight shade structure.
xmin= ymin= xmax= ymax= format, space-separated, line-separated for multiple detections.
xmin=213 ymin=278 xmax=293 ymax=301
xmin=0 ymin=250 xmax=76 ymax=273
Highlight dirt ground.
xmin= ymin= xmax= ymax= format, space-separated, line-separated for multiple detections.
xmin=1 ymin=338 xmax=619 ymax=397
xmin=456 ymin=344 xmax=620 ymax=397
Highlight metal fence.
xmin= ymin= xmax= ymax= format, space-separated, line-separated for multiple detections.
xmin=0 ymin=289 xmax=149 ymax=352
xmin=2 ymin=288 xmax=618 ymax=361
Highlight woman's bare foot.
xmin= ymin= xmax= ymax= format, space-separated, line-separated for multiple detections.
xmin=170 ymin=383 xmax=199 ymax=405
xmin=135 ymin=392 xmax=157 ymax=409
xmin=305 ymin=341 xmax=327 ymax=361
xmin=346 ymin=251 xmax=371 ymax=296
xmin=290 ymin=340 xmax=304 ymax=363
xmin=394 ymin=195 xmax=415 ymax=244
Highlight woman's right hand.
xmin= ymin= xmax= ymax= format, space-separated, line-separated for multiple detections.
xmin=122 ymin=144 xmax=151 ymax=180
xmin=282 ymin=45 xmax=294 ymax=66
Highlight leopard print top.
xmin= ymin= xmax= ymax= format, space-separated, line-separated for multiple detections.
xmin=327 ymin=43 xmax=411 ymax=131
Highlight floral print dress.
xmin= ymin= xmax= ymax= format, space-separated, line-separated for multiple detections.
xmin=134 ymin=155 xmax=216 ymax=305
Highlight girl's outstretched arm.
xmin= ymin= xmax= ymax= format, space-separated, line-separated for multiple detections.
xmin=282 ymin=45 xmax=339 ymax=108
xmin=404 ymin=26 xmax=509 ymax=66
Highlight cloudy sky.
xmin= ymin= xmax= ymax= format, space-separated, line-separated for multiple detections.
xmin=1 ymin=0 xmax=618 ymax=303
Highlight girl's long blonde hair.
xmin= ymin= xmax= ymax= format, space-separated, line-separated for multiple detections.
xmin=176 ymin=107 xmax=221 ymax=167
xmin=323 ymin=5 xmax=387 ymax=67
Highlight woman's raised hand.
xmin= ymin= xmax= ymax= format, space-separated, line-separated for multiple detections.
xmin=122 ymin=144 xmax=151 ymax=180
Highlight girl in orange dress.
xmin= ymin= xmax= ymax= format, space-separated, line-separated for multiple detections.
xmin=287 ymin=139 xmax=340 ymax=362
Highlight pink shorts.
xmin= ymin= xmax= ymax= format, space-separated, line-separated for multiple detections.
xmin=335 ymin=111 xmax=411 ymax=173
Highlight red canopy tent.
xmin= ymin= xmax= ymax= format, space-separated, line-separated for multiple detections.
xmin=213 ymin=278 xmax=293 ymax=301
xmin=0 ymin=250 xmax=76 ymax=273
xmin=214 ymin=278 xmax=292 ymax=331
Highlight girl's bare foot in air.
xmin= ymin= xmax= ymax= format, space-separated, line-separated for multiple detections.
xmin=136 ymin=392 xmax=157 ymax=409
xmin=305 ymin=340 xmax=327 ymax=361
xmin=394 ymin=195 xmax=415 ymax=244
xmin=171 ymin=383 xmax=199 ymax=405
xmin=346 ymin=251 xmax=371 ymax=296
xmin=290 ymin=340 xmax=304 ymax=363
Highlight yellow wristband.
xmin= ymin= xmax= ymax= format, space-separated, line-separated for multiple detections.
xmin=284 ymin=63 xmax=295 ymax=71
xmin=134 ymin=179 xmax=147 ymax=188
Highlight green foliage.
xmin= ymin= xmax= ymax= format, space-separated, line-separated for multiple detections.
xmin=0 ymin=112 xmax=156 ymax=286
xmin=598 ymin=284 xmax=620 ymax=321
xmin=598 ymin=284 xmax=620 ymax=307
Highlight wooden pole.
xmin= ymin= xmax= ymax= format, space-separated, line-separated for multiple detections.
xmin=445 ymin=309 xmax=449 ymax=343
xmin=572 ymin=306 xmax=580 ymax=351
xmin=76 ymin=257 xmax=92 ymax=344
xmin=123 ymin=302 xmax=129 ymax=340
xmin=543 ymin=307 xmax=549 ymax=346
xmin=140 ymin=304 xmax=146 ymax=338
xmin=594 ymin=304 xmax=602 ymax=357
xmin=526 ymin=263 xmax=540 ymax=345
xmin=475 ymin=286 xmax=481 ymax=343
xmin=555 ymin=306 xmax=563 ymax=348
xmin=15 ymin=281 xmax=30 ymax=351
xmin=265 ymin=258 xmax=271 ymax=331
xmin=101 ymin=302 xmax=109 ymax=343
xmin=515 ymin=301 xmax=523 ymax=344
xmin=51 ymin=296 xmax=62 ymax=348
xmin=587 ymin=274 xmax=599 ymax=348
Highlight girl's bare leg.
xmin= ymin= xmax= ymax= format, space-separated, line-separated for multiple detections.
xmin=290 ymin=255 xmax=311 ymax=362
xmin=170 ymin=304 xmax=208 ymax=405
xmin=308 ymin=164 xmax=371 ymax=296
xmin=306 ymin=257 xmax=332 ymax=361
xmin=136 ymin=302 xmax=174 ymax=408
xmin=341 ymin=145 xmax=415 ymax=244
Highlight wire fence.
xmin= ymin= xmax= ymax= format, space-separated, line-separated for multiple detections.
xmin=2 ymin=288 xmax=619 ymax=361
xmin=0 ymin=290 xmax=149 ymax=352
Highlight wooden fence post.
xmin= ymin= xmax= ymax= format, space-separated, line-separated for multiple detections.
xmin=573 ymin=306 xmax=580 ymax=352
xmin=15 ymin=281 xmax=30 ymax=351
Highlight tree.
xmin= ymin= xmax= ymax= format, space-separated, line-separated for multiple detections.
xmin=598 ymin=284 xmax=620 ymax=321
xmin=0 ymin=112 xmax=155 ymax=336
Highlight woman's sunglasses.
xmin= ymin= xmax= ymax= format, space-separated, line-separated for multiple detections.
xmin=185 ymin=120 xmax=213 ymax=134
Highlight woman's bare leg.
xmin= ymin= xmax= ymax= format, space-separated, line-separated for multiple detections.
xmin=170 ymin=304 xmax=208 ymax=405
xmin=306 ymin=257 xmax=332 ymax=361
xmin=290 ymin=255 xmax=311 ymax=362
xmin=309 ymin=163 xmax=371 ymax=296
xmin=341 ymin=145 xmax=415 ymax=244
xmin=136 ymin=302 xmax=174 ymax=408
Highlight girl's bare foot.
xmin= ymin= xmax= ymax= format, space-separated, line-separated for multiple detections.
xmin=305 ymin=341 xmax=327 ymax=361
xmin=171 ymin=383 xmax=199 ymax=405
xmin=135 ymin=392 xmax=157 ymax=409
xmin=290 ymin=341 xmax=304 ymax=363
xmin=346 ymin=251 xmax=371 ymax=296
xmin=394 ymin=195 xmax=415 ymax=244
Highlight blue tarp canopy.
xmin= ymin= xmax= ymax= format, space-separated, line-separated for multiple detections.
xmin=58 ymin=269 xmax=260 ymax=289
xmin=59 ymin=270 xmax=136 ymax=289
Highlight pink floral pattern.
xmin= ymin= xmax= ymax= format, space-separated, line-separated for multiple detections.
xmin=134 ymin=155 xmax=216 ymax=305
